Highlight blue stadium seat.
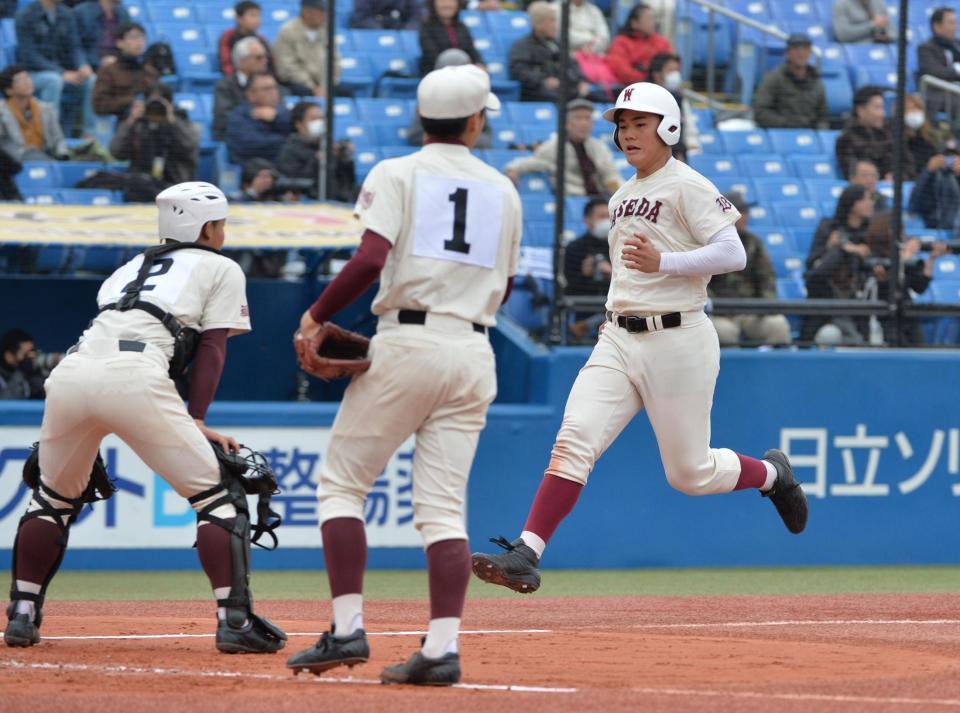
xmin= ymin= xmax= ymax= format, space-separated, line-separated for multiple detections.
xmin=58 ymin=162 xmax=105 ymax=188
xmin=769 ymin=0 xmax=821 ymax=23
xmin=688 ymin=154 xmax=738 ymax=179
xmin=15 ymin=162 xmax=60 ymax=192
xmin=929 ymin=282 xmax=960 ymax=304
xmin=724 ymin=0 xmax=772 ymax=21
xmin=843 ymin=44 xmax=894 ymax=68
xmin=373 ymin=123 xmax=410 ymax=146
xmin=823 ymin=75 xmax=853 ymax=116
xmin=756 ymin=229 xmax=797 ymax=254
xmin=772 ymin=200 xmax=821 ymax=228
xmin=755 ymin=178 xmax=807 ymax=203
xmin=689 ymin=107 xmax=714 ymax=131
xmin=485 ymin=56 xmax=510 ymax=84
xmin=767 ymin=250 xmax=806 ymax=278
xmin=719 ymin=130 xmax=772 ymax=154
xmin=350 ymin=29 xmax=406 ymax=54
xmin=744 ymin=203 xmax=777 ymax=228
xmin=57 ymin=189 xmax=122 ymax=205
xmin=803 ymin=178 xmax=846 ymax=202
xmin=174 ymin=92 xmax=208 ymax=121
xmin=23 ymin=191 xmax=58 ymax=205
xmin=196 ymin=4 xmax=235 ymax=25
xmin=487 ymin=11 xmax=532 ymax=46
xmin=333 ymin=121 xmax=375 ymax=146
xmin=934 ymin=255 xmax=960 ymax=281
xmin=147 ymin=2 xmax=197 ymax=24
xmin=520 ymin=124 xmax=554 ymax=146
xmin=776 ymin=276 xmax=807 ymax=300
xmin=75 ymin=246 xmax=126 ymax=273
xmin=176 ymin=50 xmax=220 ymax=89
xmin=488 ymin=117 xmax=522 ymax=148
xmin=818 ymin=44 xmax=847 ymax=74
xmin=154 ymin=24 xmax=210 ymax=49
xmin=482 ymin=149 xmax=529 ymax=172
xmin=521 ymin=196 xmax=556 ymax=223
xmin=506 ymin=101 xmax=556 ymax=125
xmin=460 ymin=10 xmax=488 ymax=33
xmin=338 ymin=55 xmax=375 ymax=97
xmin=518 ymin=172 xmax=550 ymax=195
xmin=356 ymin=97 xmax=412 ymax=123
xmin=473 ymin=34 xmax=499 ymax=61
xmin=501 ymin=277 xmax=550 ymax=332
xmin=786 ymin=227 xmax=816 ymax=255
xmin=738 ymin=154 xmax=792 ymax=178
xmin=0 ymin=18 xmax=15 ymax=47
xmin=523 ymin=221 xmax=555 ymax=248
xmin=695 ymin=130 xmax=722 ymax=153
xmin=768 ymin=129 xmax=821 ymax=155
xmin=757 ymin=230 xmax=803 ymax=276
xmin=713 ymin=176 xmax=757 ymax=203
xmin=369 ymin=53 xmax=417 ymax=78
xmin=791 ymin=155 xmax=838 ymax=179
xmin=854 ymin=66 xmax=898 ymax=89
xmin=124 ymin=0 xmax=148 ymax=22
xmin=34 ymin=245 xmax=71 ymax=273
xmin=354 ymin=148 xmax=381 ymax=181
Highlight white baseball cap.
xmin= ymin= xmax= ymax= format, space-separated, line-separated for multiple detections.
xmin=417 ymin=65 xmax=501 ymax=120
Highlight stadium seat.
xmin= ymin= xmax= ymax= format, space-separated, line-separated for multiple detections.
xmin=767 ymin=250 xmax=806 ymax=278
xmin=518 ymin=172 xmax=550 ymax=195
xmin=34 ymin=245 xmax=71 ymax=273
xmin=745 ymin=203 xmax=777 ymax=228
xmin=757 ymin=229 xmax=802 ymax=275
xmin=355 ymin=98 xmax=411 ymax=123
xmin=738 ymin=154 xmax=792 ymax=178
xmin=933 ymin=255 xmax=960 ymax=281
xmin=0 ymin=18 xmax=15 ymax=47
xmin=147 ymin=2 xmax=196 ymax=24
xmin=786 ymin=227 xmax=816 ymax=255
xmin=174 ymin=93 xmax=208 ymax=121
xmin=803 ymin=178 xmax=846 ymax=203
xmin=768 ymin=129 xmax=821 ymax=155
xmin=713 ymin=176 xmax=757 ymax=202
xmin=776 ymin=276 xmax=807 ymax=300
xmin=818 ymin=44 xmax=847 ymax=73
xmin=350 ymin=29 xmax=405 ymax=53
xmin=817 ymin=129 xmax=840 ymax=154
xmin=333 ymin=121 xmax=375 ymax=146
xmin=524 ymin=221 xmax=556 ymax=248
xmin=75 ymin=246 xmax=126 ymax=273
xmin=791 ymin=155 xmax=838 ymax=179
xmin=490 ymin=78 xmax=521 ymax=102
xmin=487 ymin=11 xmax=532 ymax=46
xmin=58 ymin=162 xmax=106 ymax=188
xmin=338 ymin=55 xmax=375 ymax=97
xmin=695 ymin=130 xmax=722 ymax=153
xmin=506 ymin=101 xmax=556 ymax=125
xmin=472 ymin=34 xmax=498 ymax=59
xmin=854 ymin=67 xmax=898 ymax=90
xmin=196 ymin=4 xmax=235 ymax=25
xmin=768 ymin=0 xmax=822 ymax=23
xmin=485 ymin=57 xmax=510 ymax=84
xmin=15 ymin=162 xmax=60 ymax=192
xmin=22 ymin=191 xmax=58 ymax=205
xmin=688 ymin=154 xmax=738 ymax=178
xmin=772 ymin=200 xmax=821 ymax=229
xmin=57 ymin=189 xmax=122 ymax=205
xmin=929 ymin=281 xmax=960 ymax=303
xmin=724 ymin=0 xmax=772 ymax=21
xmin=843 ymin=44 xmax=894 ymax=69
xmin=369 ymin=53 xmax=417 ymax=79
xmin=823 ymin=75 xmax=853 ymax=117
xmin=154 ymin=24 xmax=210 ymax=50
xmin=460 ymin=10 xmax=488 ymax=33
xmin=500 ymin=276 xmax=550 ymax=333
xmin=719 ymin=130 xmax=772 ymax=154
xmin=488 ymin=117 xmax=522 ymax=148
xmin=482 ymin=149 xmax=529 ymax=172
xmin=520 ymin=124 xmax=554 ymax=146
xmin=689 ymin=107 xmax=714 ymax=131
xmin=755 ymin=178 xmax=807 ymax=203
xmin=354 ymin=148 xmax=381 ymax=181
xmin=521 ymin=196 xmax=556 ymax=223
xmin=373 ymin=123 xmax=410 ymax=146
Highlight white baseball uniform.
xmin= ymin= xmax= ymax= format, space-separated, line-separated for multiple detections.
xmin=317 ymin=142 xmax=523 ymax=546
xmin=548 ymin=157 xmax=747 ymax=495
xmin=35 ymin=247 xmax=251 ymax=507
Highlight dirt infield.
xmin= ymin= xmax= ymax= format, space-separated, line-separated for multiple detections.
xmin=2 ymin=593 xmax=960 ymax=712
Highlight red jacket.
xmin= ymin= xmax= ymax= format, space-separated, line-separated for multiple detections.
xmin=605 ymin=31 xmax=674 ymax=85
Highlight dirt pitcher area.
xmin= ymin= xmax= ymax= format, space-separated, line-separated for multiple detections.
xmin=2 ymin=594 xmax=960 ymax=712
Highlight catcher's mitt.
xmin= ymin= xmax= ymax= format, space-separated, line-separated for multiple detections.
xmin=294 ymin=322 xmax=372 ymax=380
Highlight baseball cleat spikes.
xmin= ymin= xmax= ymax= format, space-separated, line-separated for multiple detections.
xmin=471 ymin=536 xmax=541 ymax=594
xmin=380 ymin=650 xmax=461 ymax=686
xmin=286 ymin=626 xmax=370 ymax=675
xmin=4 ymin=613 xmax=40 ymax=648
xmin=761 ymin=448 xmax=808 ymax=534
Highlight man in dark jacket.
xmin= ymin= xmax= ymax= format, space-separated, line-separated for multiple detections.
xmin=509 ymin=1 xmax=590 ymax=102
xmin=563 ymin=197 xmax=611 ymax=340
xmin=74 ymin=0 xmax=131 ymax=70
xmin=15 ymin=0 xmax=95 ymax=135
xmin=225 ymin=71 xmax=293 ymax=165
xmin=752 ymin=33 xmax=828 ymax=129
xmin=92 ymin=21 xmax=157 ymax=117
xmin=213 ymin=36 xmax=286 ymax=140
xmin=835 ymin=85 xmax=912 ymax=180
xmin=917 ymin=7 xmax=960 ymax=120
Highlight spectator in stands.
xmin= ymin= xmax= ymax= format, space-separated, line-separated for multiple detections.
xmin=237 ymin=157 xmax=282 ymax=201
xmin=752 ymin=33 xmax=828 ymax=130
xmin=225 ymin=71 xmax=293 ymax=165
xmin=708 ymin=191 xmax=791 ymax=347
xmin=408 ymin=48 xmax=493 ymax=147
xmin=560 ymin=0 xmax=610 ymax=54
xmin=835 ymin=85 xmax=910 ymax=180
xmin=831 ymin=0 xmax=892 ymax=44
xmin=219 ymin=1 xmax=274 ymax=76
xmin=418 ymin=0 xmax=483 ymax=77
xmin=0 ymin=65 xmax=68 ymax=162
xmin=109 ymin=82 xmax=198 ymax=193
xmin=0 ymin=329 xmax=61 ymax=399
xmin=904 ymin=93 xmax=955 ymax=172
xmin=508 ymin=1 xmax=591 ymax=102
xmin=276 ymin=100 xmax=357 ymax=202
xmin=647 ymin=52 xmax=699 ymax=159
xmin=15 ymin=0 xmax=96 ymax=137
xmin=213 ymin=37 xmax=275 ymax=141
xmin=504 ymin=98 xmax=620 ymax=197
xmin=802 ymin=183 xmax=875 ymax=344
xmin=917 ymin=7 xmax=960 ymax=122
xmin=563 ymin=197 xmax=611 ymax=340
xmin=605 ymin=3 xmax=673 ymax=86
xmin=92 ymin=22 xmax=157 ymax=118
xmin=351 ymin=0 xmax=419 ymax=30
xmin=848 ymin=158 xmax=889 ymax=212
xmin=908 ymin=148 xmax=960 ymax=229
xmin=74 ymin=0 xmax=131 ymax=70
xmin=0 ymin=146 xmax=21 ymax=200
xmin=273 ymin=0 xmax=342 ymax=98
xmin=865 ymin=211 xmax=945 ymax=346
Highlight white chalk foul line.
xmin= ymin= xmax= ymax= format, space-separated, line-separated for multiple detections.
xmin=42 ymin=628 xmax=553 ymax=641
xmin=631 ymin=686 xmax=960 ymax=708
xmin=0 ymin=660 xmax=577 ymax=694
xmin=629 ymin=618 xmax=960 ymax=630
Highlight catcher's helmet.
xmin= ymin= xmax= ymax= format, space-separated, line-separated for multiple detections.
xmin=602 ymin=82 xmax=682 ymax=149
xmin=156 ymin=181 xmax=229 ymax=243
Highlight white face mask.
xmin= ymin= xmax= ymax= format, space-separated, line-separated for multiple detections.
xmin=590 ymin=218 xmax=611 ymax=239
xmin=307 ymin=118 xmax=324 ymax=138
xmin=905 ymin=111 xmax=925 ymax=130
xmin=663 ymin=70 xmax=683 ymax=91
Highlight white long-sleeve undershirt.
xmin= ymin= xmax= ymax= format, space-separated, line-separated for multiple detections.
xmin=656 ymin=224 xmax=746 ymax=277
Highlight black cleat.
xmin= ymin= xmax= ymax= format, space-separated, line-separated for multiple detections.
xmin=286 ymin=626 xmax=370 ymax=675
xmin=4 ymin=612 xmax=39 ymax=648
xmin=215 ymin=613 xmax=287 ymax=654
xmin=471 ymin=536 xmax=541 ymax=593
xmin=380 ymin=650 xmax=461 ymax=686
xmin=761 ymin=448 xmax=808 ymax=534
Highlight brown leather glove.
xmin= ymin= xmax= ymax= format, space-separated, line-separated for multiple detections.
xmin=294 ymin=322 xmax=372 ymax=380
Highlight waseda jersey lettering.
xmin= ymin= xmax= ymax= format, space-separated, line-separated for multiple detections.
xmin=611 ymin=196 xmax=664 ymax=226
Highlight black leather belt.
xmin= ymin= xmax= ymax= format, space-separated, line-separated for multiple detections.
xmin=67 ymin=340 xmax=147 ymax=355
xmin=606 ymin=311 xmax=682 ymax=334
xmin=397 ymin=309 xmax=486 ymax=334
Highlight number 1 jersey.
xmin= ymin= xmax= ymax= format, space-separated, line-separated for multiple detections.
xmin=354 ymin=142 xmax=522 ymax=327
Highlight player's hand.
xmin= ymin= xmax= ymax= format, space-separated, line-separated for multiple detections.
xmin=927 ymin=155 xmax=946 ymax=172
xmin=621 ymin=234 xmax=661 ymax=273
xmin=252 ymin=106 xmax=277 ymax=122
xmin=195 ymin=420 xmax=239 ymax=453
xmin=128 ymin=100 xmax=145 ymax=122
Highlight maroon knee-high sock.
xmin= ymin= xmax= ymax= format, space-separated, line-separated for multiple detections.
xmin=734 ymin=454 xmax=768 ymax=491
xmin=522 ymin=474 xmax=584 ymax=544
xmin=426 ymin=539 xmax=470 ymax=619
xmin=321 ymin=517 xmax=367 ymax=597
xmin=14 ymin=518 xmax=64 ymax=589
xmin=196 ymin=522 xmax=234 ymax=590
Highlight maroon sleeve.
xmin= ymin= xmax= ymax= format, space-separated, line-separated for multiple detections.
xmin=308 ymin=230 xmax=392 ymax=324
xmin=187 ymin=328 xmax=229 ymax=421
xmin=501 ymin=275 xmax=515 ymax=305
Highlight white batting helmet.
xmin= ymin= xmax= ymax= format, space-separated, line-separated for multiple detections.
xmin=602 ymin=82 xmax=682 ymax=148
xmin=156 ymin=182 xmax=229 ymax=243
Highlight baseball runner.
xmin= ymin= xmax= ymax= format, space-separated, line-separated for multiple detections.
xmin=471 ymin=83 xmax=808 ymax=594
xmin=4 ymin=182 xmax=287 ymax=654
xmin=286 ymin=64 xmax=521 ymax=686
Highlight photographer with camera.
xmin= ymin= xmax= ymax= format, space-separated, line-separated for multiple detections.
xmin=802 ymin=184 xmax=875 ymax=345
xmin=225 ymin=71 xmax=292 ymax=166
xmin=0 ymin=328 xmax=63 ymax=400
xmin=109 ymin=82 xmax=199 ymax=201
xmin=563 ymin=198 xmax=612 ymax=340
xmin=276 ymin=100 xmax=356 ymax=202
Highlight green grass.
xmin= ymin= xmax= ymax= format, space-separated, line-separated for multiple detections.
xmin=5 ymin=566 xmax=960 ymax=602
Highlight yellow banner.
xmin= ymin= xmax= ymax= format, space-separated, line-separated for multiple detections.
xmin=0 ymin=203 xmax=363 ymax=248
